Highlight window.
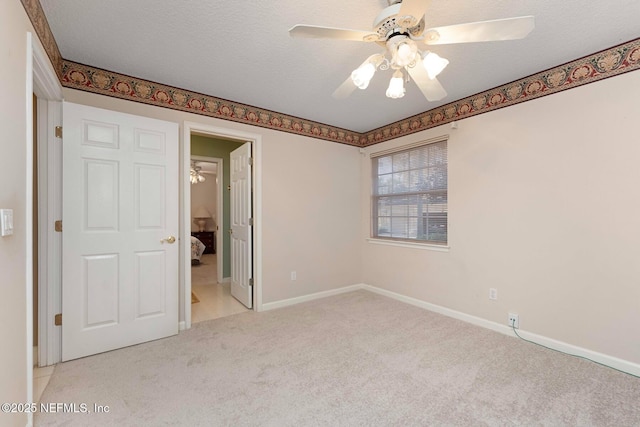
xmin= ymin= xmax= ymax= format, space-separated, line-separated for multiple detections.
xmin=371 ymin=139 xmax=448 ymax=244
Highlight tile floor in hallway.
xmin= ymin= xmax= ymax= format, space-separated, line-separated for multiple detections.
xmin=191 ymin=254 xmax=249 ymax=323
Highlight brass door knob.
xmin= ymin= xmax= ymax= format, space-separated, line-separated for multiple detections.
xmin=161 ymin=236 xmax=176 ymax=244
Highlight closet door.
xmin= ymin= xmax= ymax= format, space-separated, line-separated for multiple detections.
xmin=62 ymin=102 xmax=179 ymax=361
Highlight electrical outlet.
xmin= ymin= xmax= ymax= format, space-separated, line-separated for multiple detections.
xmin=489 ymin=288 xmax=497 ymax=300
xmin=508 ymin=313 xmax=519 ymax=329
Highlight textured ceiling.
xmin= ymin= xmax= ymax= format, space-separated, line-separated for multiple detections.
xmin=40 ymin=0 xmax=640 ymax=133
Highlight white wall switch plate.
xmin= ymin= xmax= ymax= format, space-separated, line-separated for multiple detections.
xmin=1 ymin=209 xmax=14 ymax=236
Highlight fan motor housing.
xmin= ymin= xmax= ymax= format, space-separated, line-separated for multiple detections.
xmin=373 ymin=3 xmax=425 ymax=42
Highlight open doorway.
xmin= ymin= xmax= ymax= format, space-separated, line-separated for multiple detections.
xmin=180 ymin=121 xmax=262 ymax=329
xmin=189 ymin=156 xmax=247 ymax=322
xmin=184 ymin=127 xmax=262 ymax=326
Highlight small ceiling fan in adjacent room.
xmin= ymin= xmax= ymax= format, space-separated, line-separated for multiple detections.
xmin=289 ymin=0 xmax=534 ymax=102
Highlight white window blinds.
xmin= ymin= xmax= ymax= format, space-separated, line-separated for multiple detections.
xmin=371 ymin=139 xmax=448 ymax=244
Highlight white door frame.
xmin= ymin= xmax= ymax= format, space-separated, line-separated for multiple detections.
xmin=28 ymin=31 xmax=64 ymax=426
xmin=36 ymin=97 xmax=62 ymax=369
xmin=182 ymin=122 xmax=263 ymax=330
xmin=191 ymin=155 xmax=224 ymax=285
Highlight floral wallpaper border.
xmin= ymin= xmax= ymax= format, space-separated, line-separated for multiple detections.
xmin=21 ymin=1 xmax=640 ymax=147
xmin=362 ymin=38 xmax=640 ymax=145
xmin=21 ymin=0 xmax=63 ymax=78
xmin=61 ymin=61 xmax=364 ymax=146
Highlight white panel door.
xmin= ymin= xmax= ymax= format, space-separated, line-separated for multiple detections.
xmin=230 ymin=143 xmax=253 ymax=308
xmin=62 ymin=102 xmax=179 ymax=361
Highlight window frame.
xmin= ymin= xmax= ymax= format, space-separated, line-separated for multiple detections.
xmin=370 ymin=136 xmax=448 ymax=246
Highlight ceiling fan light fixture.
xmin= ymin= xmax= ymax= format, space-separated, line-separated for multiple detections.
xmin=190 ymin=162 xmax=206 ymax=184
xmin=386 ymin=70 xmax=405 ymax=99
xmin=291 ymin=6 xmax=535 ymax=104
xmin=422 ymin=51 xmax=449 ymax=80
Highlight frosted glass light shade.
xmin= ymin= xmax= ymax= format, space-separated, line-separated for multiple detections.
xmin=386 ymin=70 xmax=405 ymax=99
xmin=422 ymin=51 xmax=449 ymax=80
xmin=395 ymin=41 xmax=418 ymax=67
xmin=351 ymin=62 xmax=376 ymax=89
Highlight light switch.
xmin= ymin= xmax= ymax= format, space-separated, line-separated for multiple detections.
xmin=1 ymin=209 xmax=14 ymax=236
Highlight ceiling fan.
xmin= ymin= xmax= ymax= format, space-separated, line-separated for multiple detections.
xmin=289 ymin=0 xmax=534 ymax=102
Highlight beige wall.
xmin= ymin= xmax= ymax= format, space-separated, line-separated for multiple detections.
xmin=190 ymin=171 xmax=217 ymax=232
xmin=7 ymin=1 xmax=638 ymax=412
xmin=63 ymin=89 xmax=363 ymax=305
xmin=260 ymin=127 xmax=362 ymax=302
xmin=0 ymin=1 xmax=38 ymax=426
xmin=361 ymin=70 xmax=640 ymax=365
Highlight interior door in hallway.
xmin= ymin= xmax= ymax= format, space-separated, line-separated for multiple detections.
xmin=230 ymin=142 xmax=253 ymax=308
xmin=62 ymin=102 xmax=179 ymax=361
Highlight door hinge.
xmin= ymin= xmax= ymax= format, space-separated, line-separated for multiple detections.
xmin=248 ymin=157 xmax=253 ymax=166
xmin=54 ymin=313 xmax=62 ymax=326
xmin=54 ymin=220 xmax=62 ymax=232
xmin=54 ymin=126 xmax=62 ymax=138
xmin=249 ymin=278 xmax=254 ymax=287
xmin=249 ymin=218 xmax=254 ymax=226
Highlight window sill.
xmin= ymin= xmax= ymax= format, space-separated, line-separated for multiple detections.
xmin=366 ymin=238 xmax=450 ymax=252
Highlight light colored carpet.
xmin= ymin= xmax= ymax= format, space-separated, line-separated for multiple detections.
xmin=36 ymin=290 xmax=640 ymax=426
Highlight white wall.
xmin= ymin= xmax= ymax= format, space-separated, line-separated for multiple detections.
xmin=360 ymin=70 xmax=640 ymax=366
xmin=0 ymin=1 xmax=41 ymax=426
xmin=63 ymin=88 xmax=363 ymax=306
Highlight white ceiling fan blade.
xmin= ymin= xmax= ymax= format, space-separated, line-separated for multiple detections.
xmin=289 ymin=25 xmax=378 ymax=42
xmin=407 ymin=59 xmax=447 ymax=102
xmin=332 ymin=76 xmax=357 ymax=99
xmin=397 ymin=0 xmax=432 ymax=26
xmin=423 ymin=16 xmax=535 ymax=45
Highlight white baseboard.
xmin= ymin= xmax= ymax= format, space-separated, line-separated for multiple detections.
xmin=257 ymin=283 xmax=640 ymax=376
xmin=511 ymin=327 xmax=640 ymax=377
xmin=261 ymin=284 xmax=365 ymax=311
xmin=361 ymin=284 xmax=640 ymax=377
xmin=362 ymin=284 xmax=511 ymax=334
xmin=219 ymin=277 xmax=231 ymax=284
xmin=178 ymin=321 xmax=186 ymax=331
